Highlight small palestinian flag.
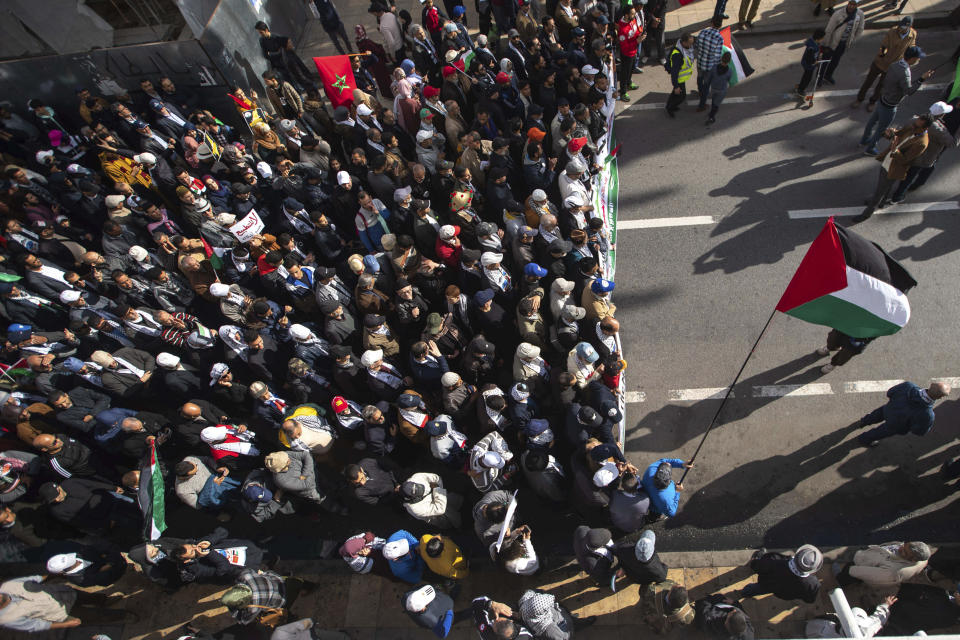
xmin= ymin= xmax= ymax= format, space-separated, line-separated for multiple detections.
xmin=604 ymin=143 xmax=622 ymax=165
xmin=776 ymin=217 xmax=917 ymax=338
xmin=201 ymin=238 xmax=225 ymax=271
xmin=720 ymin=27 xmax=755 ymax=86
xmin=314 ymin=55 xmax=357 ymax=108
xmin=138 ymin=440 xmax=167 ymax=540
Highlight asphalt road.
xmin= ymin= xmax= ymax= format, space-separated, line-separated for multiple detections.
xmin=615 ymin=28 xmax=960 ymax=551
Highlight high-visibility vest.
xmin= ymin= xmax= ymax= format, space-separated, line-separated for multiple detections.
xmin=670 ymin=47 xmax=694 ymax=84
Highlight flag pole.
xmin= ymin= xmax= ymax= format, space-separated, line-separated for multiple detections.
xmin=678 ymin=307 xmax=777 ymax=485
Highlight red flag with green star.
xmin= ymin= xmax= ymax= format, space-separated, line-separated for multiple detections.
xmin=314 ymin=55 xmax=356 ymax=108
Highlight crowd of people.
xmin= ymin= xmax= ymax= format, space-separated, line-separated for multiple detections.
xmin=0 ymin=0 xmax=958 ymax=638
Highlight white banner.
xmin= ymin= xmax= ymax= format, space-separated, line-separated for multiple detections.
xmin=229 ymin=209 xmax=265 ymax=242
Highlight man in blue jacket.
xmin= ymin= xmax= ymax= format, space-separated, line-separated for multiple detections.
xmin=641 ymin=458 xmax=693 ymax=519
xmin=858 ymin=380 xmax=950 ymax=447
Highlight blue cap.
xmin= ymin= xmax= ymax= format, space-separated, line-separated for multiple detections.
xmin=362 ymin=254 xmax=380 ymax=273
xmin=7 ymin=324 xmax=31 ymax=342
xmin=62 ymin=357 xmax=85 ymax=373
xmin=576 ymin=342 xmax=599 ymax=363
xmin=453 ymin=5 xmax=465 ymax=15
xmin=425 ymin=420 xmax=447 ymax=436
xmin=243 ymin=483 xmax=272 ymax=503
xmin=283 ymin=197 xmax=304 ymax=211
xmin=903 ymin=45 xmax=925 ymax=60
xmin=591 ymin=278 xmax=615 ymax=293
xmin=148 ymin=98 xmax=164 ymax=112
xmin=473 ymin=289 xmax=495 ymax=304
xmin=524 ymin=263 xmax=548 ymax=278
xmin=526 ymin=418 xmax=550 ymax=435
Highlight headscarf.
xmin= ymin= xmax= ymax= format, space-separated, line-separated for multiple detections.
xmin=355 ymin=24 xmax=368 ymax=42
xmin=253 ymin=125 xmax=283 ymax=151
xmin=218 ymin=325 xmax=249 ymax=361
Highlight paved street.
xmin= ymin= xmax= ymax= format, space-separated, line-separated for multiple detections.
xmin=614 ymin=28 xmax=960 ymax=550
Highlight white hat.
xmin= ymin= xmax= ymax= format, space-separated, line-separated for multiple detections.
xmin=134 ymin=152 xmax=156 ymax=165
xmin=104 ymin=194 xmax=125 ymax=208
xmin=209 ymin=362 xmax=229 ymax=385
xmin=416 ymin=129 xmax=433 ymax=142
xmin=531 ymin=189 xmax=548 ymax=202
xmin=517 ymin=342 xmax=541 ymax=359
xmin=128 ymin=245 xmax=149 ymax=261
xmin=480 ymin=252 xmax=503 ymax=267
xmin=439 ymin=225 xmax=458 ymax=240
xmin=156 ymin=352 xmax=181 ymax=369
xmin=561 ymin=305 xmax=586 ymax=321
xmin=35 ymin=150 xmax=54 ymax=164
xmin=383 ymin=538 xmax=410 ymax=560
xmin=405 ymin=585 xmax=436 ymax=612
xmin=337 ymin=170 xmax=351 ymax=185
xmin=441 ymin=372 xmax=460 ymax=387
xmin=66 ymin=163 xmax=84 ymax=174
xmin=59 ymin=290 xmax=81 ymax=303
xmin=929 ymin=101 xmax=954 ymax=117
xmin=289 ymin=324 xmax=311 ymax=341
xmin=553 ymin=278 xmax=575 ymax=293
xmin=360 ymin=349 xmax=383 ymax=368
xmin=356 ymin=103 xmax=373 ymax=116
xmin=564 ymin=193 xmax=585 ymax=208
xmin=634 ymin=530 xmax=656 ymax=562
xmin=581 ymin=64 xmax=599 ymax=75
xmin=256 ymin=161 xmax=273 ymax=178
xmin=593 ymin=460 xmax=619 ymax=487
xmin=278 ymin=119 xmax=296 ymax=132
xmin=200 ymin=425 xmax=228 ymax=443
xmin=393 ymin=186 xmax=412 ymax=203
xmin=481 ymin=451 xmax=505 ymax=469
xmin=46 ymin=553 xmax=79 ymax=574
xmin=215 ymin=212 xmax=236 ymax=226
xmin=209 ymin=283 xmax=231 ymax=298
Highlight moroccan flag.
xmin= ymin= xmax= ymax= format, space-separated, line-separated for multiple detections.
xmin=138 ymin=441 xmax=167 ymax=540
xmin=720 ymin=27 xmax=755 ymax=86
xmin=776 ymin=217 xmax=917 ymax=338
xmin=314 ymin=55 xmax=356 ymax=108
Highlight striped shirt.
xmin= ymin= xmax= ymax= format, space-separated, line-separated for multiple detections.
xmin=695 ymin=28 xmax=724 ymax=71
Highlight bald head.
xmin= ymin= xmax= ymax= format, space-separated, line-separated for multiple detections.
xmin=601 ymin=318 xmax=620 ymax=332
xmin=928 ymin=382 xmax=950 ymax=399
xmin=180 ymin=402 xmax=201 ymax=419
xmin=32 ymin=434 xmax=59 ymax=452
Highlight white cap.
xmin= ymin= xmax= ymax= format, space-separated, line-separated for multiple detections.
xmin=156 ymin=352 xmax=181 ymax=368
xmin=104 ymin=195 xmax=125 ymax=208
xmin=439 ymin=225 xmax=457 ymax=240
xmin=59 ymin=290 xmax=81 ymax=303
xmin=356 ymin=103 xmax=373 ymax=116
xmin=216 ymin=212 xmax=236 ymax=226
xmin=564 ymin=193 xmax=585 ymax=208
xmin=383 ymin=538 xmax=410 ymax=560
xmin=289 ymin=324 xmax=311 ymax=341
xmin=481 ymin=451 xmax=505 ymax=469
xmin=46 ymin=553 xmax=79 ymax=574
xmin=128 ymin=245 xmax=148 ymax=261
xmin=393 ymin=186 xmax=412 ymax=203
xmin=634 ymin=530 xmax=656 ymax=562
xmin=35 ymin=150 xmax=54 ymax=164
xmin=581 ymin=64 xmax=599 ymax=75
xmin=256 ymin=161 xmax=273 ymax=178
xmin=200 ymin=425 xmax=228 ymax=443
xmin=593 ymin=460 xmax=619 ymax=487
xmin=929 ymin=101 xmax=954 ymax=117
xmin=405 ymin=585 xmax=437 ymax=612
xmin=66 ymin=163 xmax=84 ymax=174
xmin=416 ymin=129 xmax=433 ymax=142
xmin=531 ymin=189 xmax=548 ymax=202
xmin=480 ymin=252 xmax=503 ymax=267
xmin=134 ymin=152 xmax=156 ymax=165
xmin=209 ymin=283 xmax=231 ymax=298
xmin=553 ymin=278 xmax=575 ymax=293
xmin=441 ymin=372 xmax=460 ymax=387
xmin=337 ymin=170 xmax=351 ymax=185
xmin=360 ymin=349 xmax=383 ymax=368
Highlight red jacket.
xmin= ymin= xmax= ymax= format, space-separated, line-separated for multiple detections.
xmin=435 ymin=236 xmax=462 ymax=268
xmin=617 ymin=17 xmax=642 ymax=58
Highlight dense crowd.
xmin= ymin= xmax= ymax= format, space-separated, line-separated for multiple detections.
xmin=0 ymin=0 xmax=958 ymax=638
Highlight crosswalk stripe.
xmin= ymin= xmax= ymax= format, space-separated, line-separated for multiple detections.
xmin=788 ymin=201 xmax=960 ymax=219
xmin=752 ymin=383 xmax=834 ymax=397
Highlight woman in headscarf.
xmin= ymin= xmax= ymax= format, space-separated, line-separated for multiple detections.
xmin=391 ymin=68 xmax=421 ymax=136
xmin=355 ymin=25 xmax=394 ymax=100
xmin=250 ymin=121 xmax=288 ymax=164
xmin=218 ymin=325 xmax=249 ymax=365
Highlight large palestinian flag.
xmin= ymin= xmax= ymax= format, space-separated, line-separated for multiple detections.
xmin=776 ymin=217 xmax=916 ymax=338
xmin=720 ymin=27 xmax=755 ymax=86
xmin=138 ymin=441 xmax=167 ymax=540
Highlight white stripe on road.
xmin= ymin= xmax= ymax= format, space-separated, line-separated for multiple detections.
xmin=787 ymin=201 xmax=960 ymax=219
xmin=753 ymin=383 xmax=834 ymax=397
xmin=617 ymin=216 xmax=716 ymax=229
xmin=624 ymin=391 xmax=647 ymax=403
xmin=842 ymin=380 xmax=903 ymax=393
xmin=667 ymin=387 xmax=732 ymax=401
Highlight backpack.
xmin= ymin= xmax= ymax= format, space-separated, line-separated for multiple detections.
xmin=664 ymin=48 xmax=680 ymax=74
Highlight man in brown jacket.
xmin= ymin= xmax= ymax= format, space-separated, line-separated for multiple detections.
xmin=853 ymin=16 xmax=917 ymax=110
xmin=856 ymin=114 xmax=930 ymax=220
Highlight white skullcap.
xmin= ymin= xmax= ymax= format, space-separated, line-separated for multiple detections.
xmin=46 ymin=553 xmax=79 ymax=574
xmin=289 ymin=324 xmax=311 ymax=341
xmin=517 ymin=342 xmax=540 ymax=359
xmin=360 ymin=349 xmax=383 ymax=368
xmin=531 ymin=189 xmax=548 ymax=202
xmin=128 ymin=245 xmax=148 ymax=261
xmin=104 ymin=195 xmax=125 ymax=208
xmin=383 ymin=538 xmax=410 ymax=560
xmin=581 ymin=64 xmax=599 ymax=75
xmin=593 ymin=460 xmax=619 ymax=488
xmin=156 ymin=352 xmax=181 ymax=369
xmin=405 ymin=585 xmax=436 ymax=612
xmin=209 ymin=283 xmax=231 ymax=298
xmin=215 ymin=212 xmax=236 ymax=226
xmin=35 ymin=150 xmax=54 ymax=164
xmin=356 ymin=103 xmax=373 ymax=116
xmin=441 ymin=372 xmax=460 ymax=387
xmin=564 ymin=193 xmax=585 ymax=208
xmin=59 ymin=290 xmax=81 ymax=303
xmin=481 ymin=451 xmax=505 ymax=469
xmin=200 ymin=426 xmax=228 ymax=444
xmin=256 ymin=161 xmax=273 ymax=178
xmin=552 ymin=278 xmax=575 ymax=293
xmin=133 ymin=152 xmax=156 ymax=164
xmin=480 ymin=252 xmax=503 ymax=267
xmin=416 ymin=129 xmax=433 ymax=142
xmin=337 ymin=170 xmax=351 ymax=185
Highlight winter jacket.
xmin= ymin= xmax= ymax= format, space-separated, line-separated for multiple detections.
xmin=694 ymin=594 xmax=754 ymax=639
xmin=849 ymin=543 xmax=927 ymax=587
xmin=642 ymin=458 xmax=684 ymax=517
xmin=880 ymin=381 xmax=936 ymax=436
xmin=823 ymin=7 xmax=865 ymax=50
xmin=403 ymin=472 xmax=462 ymax=528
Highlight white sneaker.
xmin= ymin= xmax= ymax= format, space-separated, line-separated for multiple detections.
xmin=816 ymin=346 xmax=830 ymax=356
xmin=659 ymin=58 xmax=667 ymax=65
xmin=640 ymin=56 xmax=649 ymax=64
xmin=820 ymin=364 xmax=835 ymax=374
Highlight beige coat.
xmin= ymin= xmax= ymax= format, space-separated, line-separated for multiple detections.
xmin=873 ymin=27 xmax=917 ymax=71
xmin=403 ymin=472 xmax=462 ymax=528
xmin=582 ymin=289 xmax=616 ymax=321
xmin=849 ymin=543 xmax=927 ymax=587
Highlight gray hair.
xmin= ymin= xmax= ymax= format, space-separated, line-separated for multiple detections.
xmin=362 ymin=404 xmax=381 ymax=421
xmin=358 ymin=273 xmax=376 ymax=289
xmin=905 ymin=541 xmax=931 ymax=561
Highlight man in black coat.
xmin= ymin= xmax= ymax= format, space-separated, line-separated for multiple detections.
xmin=38 ymin=478 xmax=139 ymax=534
xmin=694 ymin=593 xmax=754 ymax=640
xmin=48 ymin=387 xmax=112 ymax=436
xmin=741 ymin=545 xmax=822 ymax=603
xmin=614 ymin=529 xmax=668 ymax=587
xmin=573 ymin=526 xmax=618 ymax=587
xmin=45 ymin=545 xmax=127 ymax=587
xmin=0 ymin=282 xmax=66 ymax=328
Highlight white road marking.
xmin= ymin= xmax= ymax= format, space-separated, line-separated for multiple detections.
xmin=842 ymin=380 xmax=903 ymax=393
xmin=668 ymin=387 xmax=732 ymax=401
xmin=624 ymin=391 xmax=647 ymax=403
xmin=618 ymin=216 xmax=716 ymax=229
xmin=788 ymin=201 xmax=960 ymax=219
xmin=753 ymin=383 xmax=834 ymax=397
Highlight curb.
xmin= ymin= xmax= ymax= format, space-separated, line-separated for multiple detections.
xmin=665 ymin=12 xmax=956 ymax=39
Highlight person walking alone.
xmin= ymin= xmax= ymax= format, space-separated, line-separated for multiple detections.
xmin=705 ymin=52 xmax=732 ymax=125
xmin=694 ymin=18 xmax=725 ymax=113
xmin=311 ymin=0 xmax=354 ymax=55
xmin=795 ymin=29 xmax=826 ymax=99
xmin=665 ymin=33 xmax=695 ymax=118
xmin=857 ymin=380 xmax=949 ymax=447
xmin=821 ymin=0 xmax=865 ymax=86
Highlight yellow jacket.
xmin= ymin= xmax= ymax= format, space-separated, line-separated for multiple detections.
xmin=419 ymin=534 xmax=470 ymax=579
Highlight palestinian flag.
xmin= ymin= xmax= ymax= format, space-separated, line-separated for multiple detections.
xmin=201 ymin=238 xmax=225 ymax=271
xmin=720 ymin=27 xmax=755 ymax=86
xmin=776 ymin=217 xmax=917 ymax=338
xmin=138 ymin=441 xmax=167 ymax=540
xmin=948 ymin=56 xmax=960 ymax=102
xmin=314 ymin=55 xmax=356 ymax=108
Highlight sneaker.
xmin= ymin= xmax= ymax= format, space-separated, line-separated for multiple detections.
xmin=722 ymin=13 xmax=729 ymax=18
xmin=889 ymin=197 xmax=904 ymax=205
xmin=816 ymin=346 xmax=830 ymax=356
xmin=863 ymin=146 xmax=879 ymax=156
xmin=794 ymin=89 xmax=806 ymax=99
xmin=640 ymin=56 xmax=649 ymax=64
xmin=659 ymin=57 xmax=667 ymax=65
xmin=867 ymin=439 xmax=880 ymax=448
xmin=820 ymin=364 xmax=835 ymax=374
xmin=620 ymin=93 xmax=631 ymax=102
xmin=850 ymin=100 xmax=862 ymax=108
xmin=633 ymin=67 xmax=644 ymax=73
xmin=706 ymin=116 xmax=716 ymax=124
xmin=629 ymin=82 xmax=638 ymax=90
